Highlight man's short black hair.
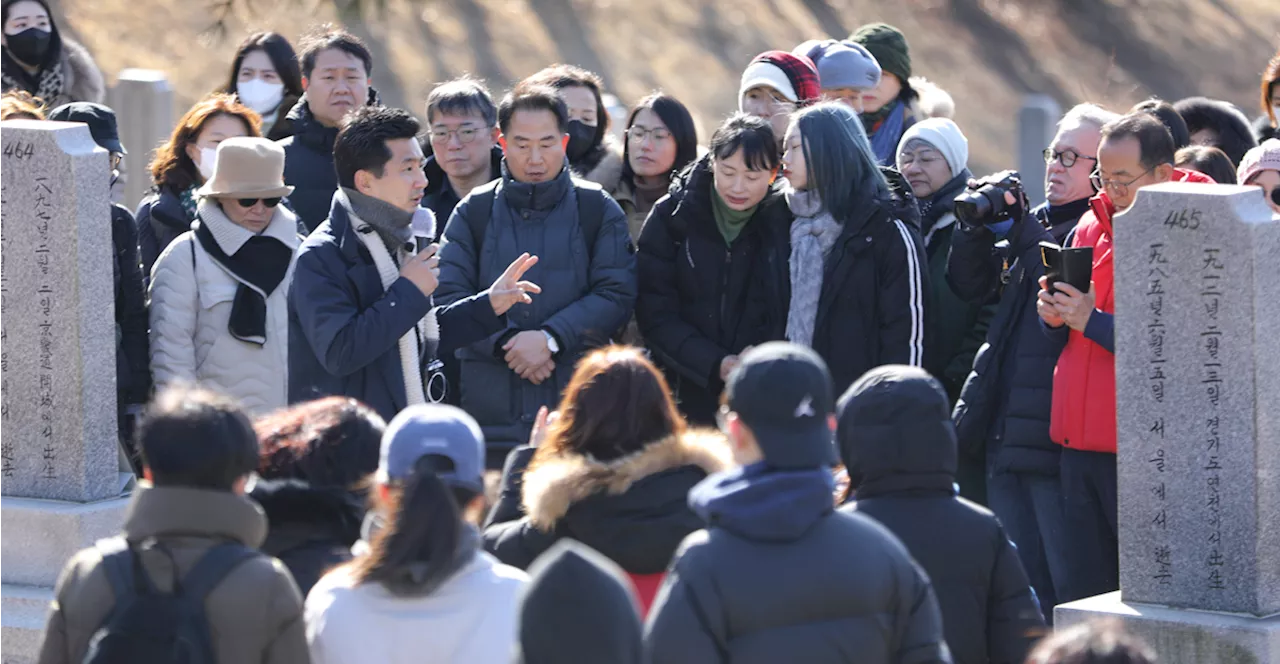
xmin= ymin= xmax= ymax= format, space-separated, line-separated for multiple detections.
xmin=1101 ymin=113 xmax=1176 ymax=172
xmin=709 ymin=112 xmax=781 ymax=172
xmin=426 ymin=76 xmax=497 ymax=128
xmin=334 ymin=106 xmax=421 ymax=189
xmin=1131 ymin=99 xmax=1191 ymax=151
xmin=498 ymin=84 xmax=569 ymax=134
xmin=137 ymin=386 xmax=259 ymax=491
xmin=298 ymin=24 xmax=373 ymax=79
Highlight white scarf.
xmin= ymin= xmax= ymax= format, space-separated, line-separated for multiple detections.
xmin=352 ymin=213 xmax=431 ymax=406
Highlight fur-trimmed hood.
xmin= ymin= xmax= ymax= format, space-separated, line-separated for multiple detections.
xmin=573 ymin=134 xmax=625 ymax=193
xmin=909 ymin=76 xmax=954 ymax=121
xmin=522 ymin=430 xmax=732 ymax=531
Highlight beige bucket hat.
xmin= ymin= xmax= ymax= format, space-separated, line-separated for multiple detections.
xmin=196 ymin=136 xmax=295 ymax=199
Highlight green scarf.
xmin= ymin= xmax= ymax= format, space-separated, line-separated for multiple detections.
xmin=712 ymin=188 xmax=758 ymax=246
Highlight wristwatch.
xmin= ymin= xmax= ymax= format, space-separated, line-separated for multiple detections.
xmin=542 ymin=330 xmax=560 ymax=356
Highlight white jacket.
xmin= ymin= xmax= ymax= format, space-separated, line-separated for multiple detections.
xmin=149 ymin=202 xmax=299 ymax=414
xmin=304 ymin=552 xmax=528 ymax=664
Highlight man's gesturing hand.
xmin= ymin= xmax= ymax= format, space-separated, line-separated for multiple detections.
xmin=503 ymin=330 xmax=552 ymax=378
xmin=490 ymin=253 xmax=542 ymax=315
xmin=401 ymin=243 xmax=440 ymax=297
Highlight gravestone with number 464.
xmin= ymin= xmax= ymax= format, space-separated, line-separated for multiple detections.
xmin=1056 ymin=182 xmax=1280 ymax=663
xmin=1 ymin=120 xmax=133 ymax=664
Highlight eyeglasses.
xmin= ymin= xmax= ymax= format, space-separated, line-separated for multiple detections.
xmin=236 ymin=197 xmax=282 ymax=208
xmin=1043 ymin=147 xmax=1098 ymax=168
xmin=627 ymin=126 xmax=673 ymax=143
xmin=428 ymin=127 xmax=484 ymax=145
xmin=1090 ymin=167 xmax=1156 ymax=197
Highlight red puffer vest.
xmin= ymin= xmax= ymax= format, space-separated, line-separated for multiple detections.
xmin=1050 ymin=169 xmax=1216 ymax=454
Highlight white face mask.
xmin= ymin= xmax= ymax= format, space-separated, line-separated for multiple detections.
xmin=238 ymin=78 xmax=286 ymax=115
xmin=198 ymin=147 xmax=217 ymax=181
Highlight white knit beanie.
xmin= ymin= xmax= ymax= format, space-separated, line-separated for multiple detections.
xmin=739 ymin=61 xmax=799 ymax=111
xmin=897 ymin=118 xmax=968 ymax=178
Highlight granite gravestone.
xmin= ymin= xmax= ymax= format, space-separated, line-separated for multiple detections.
xmin=1058 ymin=182 xmax=1280 ymax=664
xmin=106 ymin=69 xmax=172 ymax=211
xmin=1 ymin=120 xmax=131 ymax=664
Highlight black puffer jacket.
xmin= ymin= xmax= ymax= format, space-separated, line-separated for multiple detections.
xmin=278 ymin=91 xmax=378 ymax=233
xmin=111 ymin=204 xmax=150 ymax=407
xmin=635 ymin=155 xmax=792 ymax=424
xmin=837 ymin=365 xmax=1044 ymax=664
xmin=644 ymin=462 xmax=951 ymax=664
xmin=421 ymin=145 xmax=503 ymax=242
xmin=808 ymin=190 xmax=930 ymax=397
xmin=249 ymin=478 xmax=365 ymax=596
xmin=949 ymin=201 xmax=1084 ymax=475
xmin=135 ymin=185 xmax=192 ymax=284
xmin=482 ymin=431 xmax=731 ymax=572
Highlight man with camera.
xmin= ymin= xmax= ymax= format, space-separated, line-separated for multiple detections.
xmin=1037 ymin=112 xmax=1214 ymax=603
xmin=947 ymin=103 xmax=1121 ymax=620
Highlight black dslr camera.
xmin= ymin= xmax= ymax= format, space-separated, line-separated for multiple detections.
xmin=954 ymin=170 xmax=1026 ymax=228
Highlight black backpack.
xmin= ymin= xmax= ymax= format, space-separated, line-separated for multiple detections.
xmin=82 ymin=537 xmax=261 ymax=664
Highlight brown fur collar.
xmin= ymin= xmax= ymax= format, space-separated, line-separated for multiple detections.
xmin=522 ymin=430 xmax=732 ymax=531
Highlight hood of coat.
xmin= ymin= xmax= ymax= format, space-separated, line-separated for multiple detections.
xmin=521 ymin=429 xmax=733 ymax=531
xmin=249 ymin=478 xmax=365 ymax=550
xmin=59 ymin=37 xmax=106 ymax=103
xmin=688 ymin=462 xmax=836 ymax=542
xmin=667 ymin=153 xmax=788 ymax=229
xmin=880 ymin=164 xmax=924 ymax=232
xmin=123 ymin=484 xmax=268 ymax=548
xmin=835 ymin=365 xmax=958 ymax=498
xmin=908 ymin=77 xmax=955 ymax=121
xmin=516 ymin=541 xmax=642 ymax=664
xmin=572 ymin=134 xmax=625 ymax=193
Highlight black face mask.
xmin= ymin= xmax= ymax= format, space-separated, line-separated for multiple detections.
xmin=5 ymin=27 xmax=52 ymax=66
xmin=565 ymin=119 xmax=598 ymax=163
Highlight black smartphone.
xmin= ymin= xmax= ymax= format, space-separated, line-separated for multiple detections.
xmin=1040 ymin=241 xmax=1093 ymax=295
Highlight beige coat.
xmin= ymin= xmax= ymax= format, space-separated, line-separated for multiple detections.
xmin=36 ymin=485 xmax=309 ymax=664
xmin=149 ymin=202 xmax=299 ymax=414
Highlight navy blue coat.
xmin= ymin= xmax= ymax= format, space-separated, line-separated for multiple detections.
xmin=135 ymin=185 xmax=192 ymax=285
xmin=288 ymin=196 xmax=506 ymax=423
xmin=435 ymin=164 xmax=637 ymax=451
xmin=948 ymin=200 xmax=1086 ymax=475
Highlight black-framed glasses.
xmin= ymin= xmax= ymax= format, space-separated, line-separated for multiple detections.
xmin=1090 ymin=167 xmax=1156 ymax=197
xmin=627 ymin=126 xmax=673 ymax=143
xmin=1043 ymin=147 xmax=1097 ymax=168
xmin=428 ymin=127 xmax=484 ymax=145
xmin=236 ymin=197 xmax=282 ymax=208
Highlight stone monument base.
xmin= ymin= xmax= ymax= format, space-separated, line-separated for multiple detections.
xmin=1 ymin=495 xmax=130 ymax=664
xmin=1056 ymin=592 xmax=1280 ymax=664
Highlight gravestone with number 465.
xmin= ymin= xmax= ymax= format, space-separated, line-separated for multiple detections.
xmin=1 ymin=120 xmax=132 ymax=664
xmin=1056 ymin=182 xmax=1280 ymax=663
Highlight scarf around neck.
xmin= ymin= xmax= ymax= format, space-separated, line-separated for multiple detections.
xmin=340 ymin=187 xmax=416 ymax=254
xmin=712 ymin=188 xmax=757 ymax=246
xmin=1 ymin=40 xmax=65 ymax=106
xmin=865 ymin=100 xmax=906 ymax=167
xmin=193 ymin=200 xmax=294 ymax=346
xmin=785 ymin=189 xmax=843 ymax=347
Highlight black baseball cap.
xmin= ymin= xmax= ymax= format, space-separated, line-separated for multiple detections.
xmin=725 ymin=342 xmax=837 ymax=469
xmin=47 ymin=102 xmax=126 ymax=155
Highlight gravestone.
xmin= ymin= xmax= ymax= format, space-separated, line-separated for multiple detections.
xmin=106 ymin=69 xmax=173 ymax=211
xmin=1016 ymin=94 xmax=1060 ymax=209
xmin=1 ymin=120 xmax=133 ymax=664
xmin=1056 ymin=183 xmax=1280 ymax=663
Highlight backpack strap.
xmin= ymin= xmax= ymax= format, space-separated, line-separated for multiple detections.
xmin=463 ymin=180 xmax=501 ymax=254
xmin=573 ymin=179 xmax=607 ymax=252
xmin=180 ymin=543 xmax=261 ymax=602
xmin=95 ymin=537 xmax=137 ymax=601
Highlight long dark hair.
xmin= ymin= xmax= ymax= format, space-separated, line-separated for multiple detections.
xmin=531 ymin=346 xmax=686 ymax=467
xmin=792 ymin=101 xmax=890 ymax=224
xmin=222 ymin=32 xmax=304 ymax=101
xmin=620 ymin=93 xmax=698 ymax=188
xmin=350 ymin=454 xmax=478 ymax=596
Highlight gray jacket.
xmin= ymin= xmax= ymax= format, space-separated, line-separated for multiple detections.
xmin=435 ymin=164 xmax=637 ymax=449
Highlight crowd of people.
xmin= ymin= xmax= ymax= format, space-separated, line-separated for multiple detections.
xmin=6 ymin=0 xmax=1280 ymax=661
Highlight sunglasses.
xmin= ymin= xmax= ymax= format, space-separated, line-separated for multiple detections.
xmin=235 ymin=197 xmax=282 ymax=208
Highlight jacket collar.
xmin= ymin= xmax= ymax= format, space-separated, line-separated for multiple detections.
xmin=124 ymin=484 xmax=268 ymax=548
xmin=423 ymin=145 xmax=503 ymax=198
xmin=670 ymin=154 xmax=787 ymax=235
xmin=197 ymin=199 xmax=300 ymax=255
xmin=286 ymin=88 xmax=381 ymax=152
xmin=522 ymin=430 xmax=732 ymax=531
xmin=327 ymin=195 xmax=366 ymax=262
xmin=499 ymin=159 xmax=572 ymax=213
xmin=1089 ymin=190 xmax=1117 ymax=237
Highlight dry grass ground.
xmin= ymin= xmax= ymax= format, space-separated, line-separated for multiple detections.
xmin=55 ymin=0 xmax=1280 ymax=172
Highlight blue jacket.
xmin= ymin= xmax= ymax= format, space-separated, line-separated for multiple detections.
xmin=287 ymin=195 xmax=505 ymax=423
xmin=644 ymin=463 xmax=952 ymax=664
xmin=948 ymin=200 xmax=1087 ymax=475
xmin=435 ymin=164 xmax=637 ymax=450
